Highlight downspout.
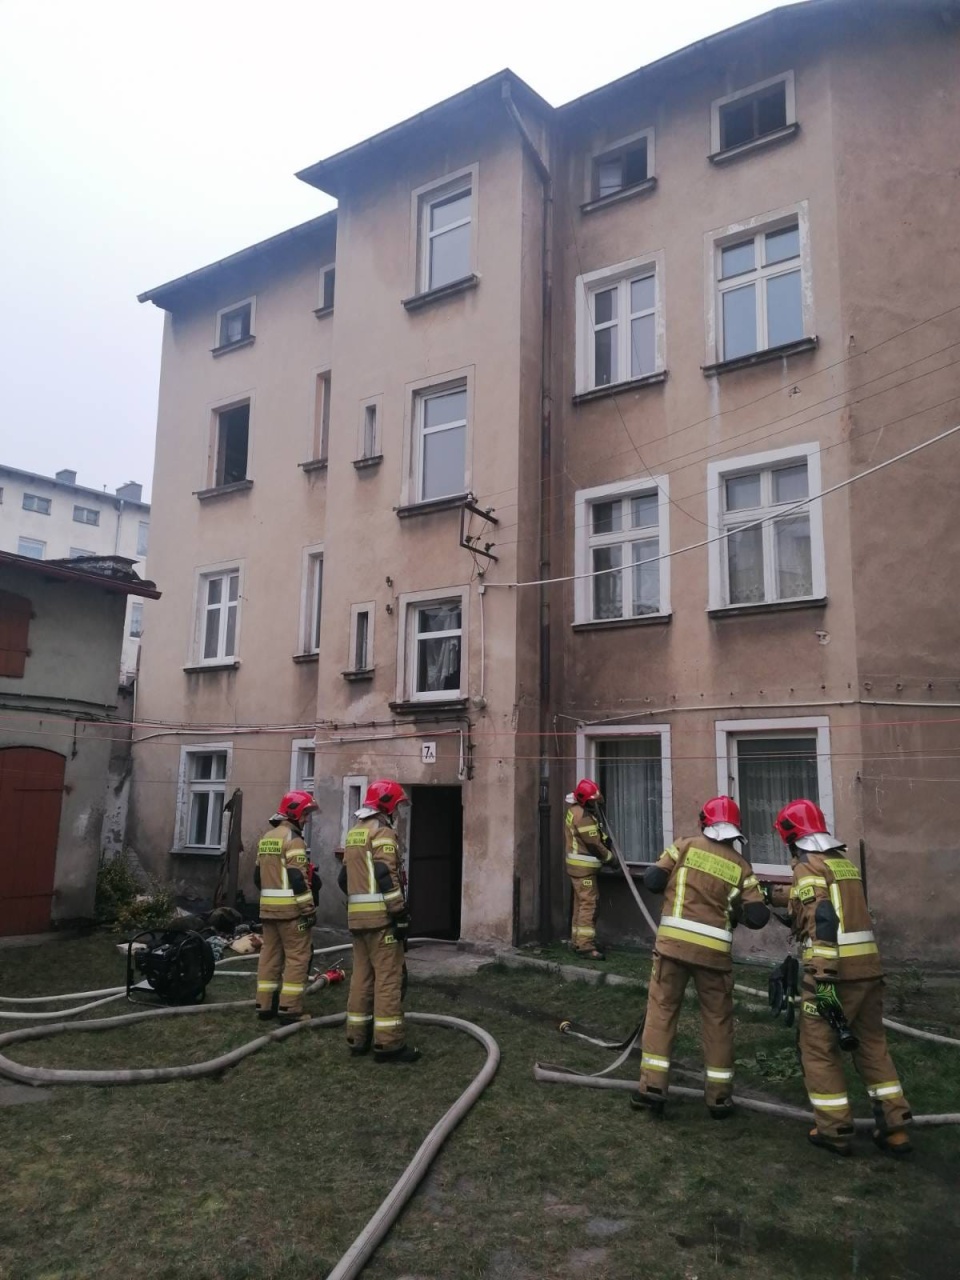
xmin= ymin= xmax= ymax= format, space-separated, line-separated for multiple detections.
xmin=502 ymin=85 xmax=553 ymax=944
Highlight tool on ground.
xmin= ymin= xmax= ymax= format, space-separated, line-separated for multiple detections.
xmin=125 ymin=929 xmax=216 ymax=1006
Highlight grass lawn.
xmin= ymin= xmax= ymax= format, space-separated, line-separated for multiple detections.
xmin=1 ymin=936 xmax=958 ymax=1280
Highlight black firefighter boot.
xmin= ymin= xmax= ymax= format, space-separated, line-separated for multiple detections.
xmin=257 ymin=991 xmax=280 ymax=1022
xmin=374 ymin=1044 xmax=422 ymax=1064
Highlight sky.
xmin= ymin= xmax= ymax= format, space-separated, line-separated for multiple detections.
xmin=0 ymin=0 xmax=792 ymax=501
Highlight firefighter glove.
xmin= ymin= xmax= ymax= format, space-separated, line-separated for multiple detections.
xmin=298 ymin=913 xmax=318 ymax=932
xmin=814 ymin=981 xmax=843 ymax=1014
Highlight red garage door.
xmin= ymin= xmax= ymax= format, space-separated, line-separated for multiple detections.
xmin=0 ymin=747 xmax=65 ymax=935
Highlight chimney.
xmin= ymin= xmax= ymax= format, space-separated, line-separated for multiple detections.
xmin=56 ymin=469 xmax=77 ymax=485
xmin=115 ymin=481 xmax=143 ymax=502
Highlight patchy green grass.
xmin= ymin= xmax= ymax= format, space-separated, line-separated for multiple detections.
xmin=0 ymin=938 xmax=958 ymax=1280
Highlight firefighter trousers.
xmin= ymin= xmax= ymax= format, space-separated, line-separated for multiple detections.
xmin=638 ymin=953 xmax=735 ymax=1108
xmin=346 ymin=925 xmax=406 ymax=1052
xmin=256 ymin=918 xmax=313 ymax=1015
xmin=800 ymin=975 xmax=912 ymax=1140
xmin=569 ymin=875 xmax=600 ymax=952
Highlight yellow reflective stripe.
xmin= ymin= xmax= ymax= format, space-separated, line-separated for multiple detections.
xmin=805 ymin=945 xmax=839 ymax=959
xmin=366 ymin=851 xmax=376 ymax=895
xmin=796 ymin=875 xmax=827 ymax=889
xmin=641 ymin=1054 xmax=670 ymax=1071
xmin=261 ymin=888 xmax=296 ymax=898
xmin=705 ymin=1067 xmax=734 ymax=1081
xmin=348 ymin=901 xmax=387 ymax=912
xmin=384 ymin=889 xmax=404 ymax=901
xmin=867 ymin=1081 xmax=903 ymax=1098
xmin=657 ymin=925 xmax=730 ymax=953
xmin=742 ymin=875 xmax=759 ymax=891
xmin=294 ymin=892 xmax=314 ymax=905
xmin=374 ymin=1017 xmax=404 ymax=1029
xmin=577 ymin=824 xmax=601 ymax=837
xmin=809 ymin=1092 xmax=850 ymax=1109
xmin=281 ymin=984 xmax=305 ymax=995
xmin=682 ymin=847 xmax=741 ymax=887
xmin=256 ymin=982 xmax=279 ymax=992
xmin=346 ymin=1013 xmax=373 ymax=1024
xmin=674 ymin=866 xmax=688 ymax=919
xmin=571 ymin=926 xmax=596 ymax=937
xmin=566 ymin=853 xmax=602 ymax=867
xmin=348 ymin=893 xmax=385 ymax=903
xmin=838 ymin=943 xmax=879 ymax=957
xmin=664 ymin=845 xmax=680 ymax=863
xmin=661 ymin=915 xmax=732 ymax=942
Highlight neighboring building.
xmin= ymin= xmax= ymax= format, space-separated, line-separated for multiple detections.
xmin=133 ymin=0 xmax=960 ymax=961
xmin=0 ymin=465 xmax=151 ymax=679
xmin=0 ymin=550 xmax=160 ymax=934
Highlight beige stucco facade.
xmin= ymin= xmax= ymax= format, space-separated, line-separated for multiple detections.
xmin=133 ymin=0 xmax=959 ymax=961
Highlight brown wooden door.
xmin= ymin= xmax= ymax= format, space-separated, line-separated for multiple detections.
xmin=0 ymin=747 xmax=65 ymax=934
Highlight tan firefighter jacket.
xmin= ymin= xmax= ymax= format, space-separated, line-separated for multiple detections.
xmin=564 ymin=801 xmax=614 ymax=879
xmin=645 ymin=835 xmax=767 ymax=971
xmin=767 ymin=849 xmax=881 ymax=983
xmin=255 ymin=819 xmax=314 ymax=921
xmin=341 ymin=812 xmax=406 ymax=932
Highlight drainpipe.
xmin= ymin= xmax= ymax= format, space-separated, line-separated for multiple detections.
xmin=502 ymin=85 xmax=553 ymax=944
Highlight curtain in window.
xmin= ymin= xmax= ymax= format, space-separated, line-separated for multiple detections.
xmin=595 ymin=738 xmax=663 ymax=863
xmin=417 ymin=603 xmax=461 ymax=692
xmin=737 ymin=736 xmax=819 ymax=864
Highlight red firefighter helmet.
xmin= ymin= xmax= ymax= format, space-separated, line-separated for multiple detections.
xmin=276 ymin=790 xmax=318 ymax=826
xmin=363 ymin=779 xmax=409 ymax=816
xmin=774 ymin=799 xmax=844 ymax=852
xmin=574 ymin=778 xmax=602 ymax=806
xmin=699 ymin=796 xmax=744 ymax=842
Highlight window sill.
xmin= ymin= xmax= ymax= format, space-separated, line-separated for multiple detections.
xmin=701 ymin=336 xmax=818 ymax=377
xmin=580 ymin=176 xmax=658 ymax=215
xmin=342 ymin=668 xmax=375 ymax=683
xmin=708 ymin=122 xmax=800 ymax=165
xmin=708 ymin=596 xmax=827 ymax=620
xmin=353 ymin=454 xmax=383 ymax=471
xmin=401 ymin=274 xmax=479 ymax=312
xmin=182 ymin=661 xmax=240 ymax=674
xmin=299 ymin=459 xmax=328 ymax=473
xmin=388 ymin=698 xmax=469 ymax=717
xmin=211 ymin=336 xmax=256 ymax=357
xmin=170 ymin=847 xmax=224 ymax=858
xmin=195 ymin=480 xmax=254 ymax=501
xmin=292 ymin=652 xmax=319 ymax=665
xmin=572 ymin=614 xmax=672 ymax=633
xmin=313 ymin=305 xmax=334 ymax=320
xmin=573 ymin=371 xmax=667 ymax=405
xmin=396 ymin=492 xmax=469 ymax=520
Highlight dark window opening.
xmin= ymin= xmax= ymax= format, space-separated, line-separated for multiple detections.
xmin=216 ymin=404 xmax=250 ymax=486
xmin=354 ymin=609 xmax=369 ymax=670
xmin=321 ymin=268 xmax=336 ymax=311
xmin=720 ymin=83 xmax=787 ymax=151
xmin=218 ymin=303 xmax=252 ymax=347
xmin=594 ymin=140 xmax=648 ymax=200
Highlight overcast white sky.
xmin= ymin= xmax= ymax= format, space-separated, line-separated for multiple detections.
xmin=0 ymin=0 xmax=790 ymax=500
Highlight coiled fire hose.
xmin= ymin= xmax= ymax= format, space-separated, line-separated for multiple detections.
xmin=0 ymin=938 xmax=499 ymax=1280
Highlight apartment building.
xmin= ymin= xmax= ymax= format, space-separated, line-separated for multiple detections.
xmin=0 ymin=465 xmax=150 ymax=678
xmin=134 ymin=0 xmax=960 ymax=959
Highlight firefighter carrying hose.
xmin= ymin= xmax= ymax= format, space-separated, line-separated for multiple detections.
xmin=254 ymin=790 xmax=319 ymax=1024
xmin=339 ymin=779 xmax=420 ymax=1063
xmin=564 ymin=779 xmax=614 ymax=960
xmin=767 ymin=800 xmax=913 ymax=1157
xmin=633 ymin=796 xmax=770 ymax=1118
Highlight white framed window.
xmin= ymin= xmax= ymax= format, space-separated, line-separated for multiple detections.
xmin=589 ymin=128 xmax=654 ymax=201
xmin=414 ymin=382 xmax=467 ymax=502
xmin=349 ymin=602 xmax=375 ymax=672
xmin=299 ymin=544 xmax=324 ymax=654
xmin=137 ymin=521 xmax=149 ymax=557
xmin=23 ymin=493 xmax=51 ymax=515
xmin=318 ymin=265 xmax=336 ymax=312
xmin=574 ymin=476 xmax=670 ymax=624
xmin=176 ymin=744 xmax=231 ymax=851
xmin=575 ymin=253 xmax=664 ymax=394
xmin=706 ymin=204 xmax=811 ymax=365
xmin=397 ymin=587 xmax=468 ymax=703
xmin=415 ymin=169 xmax=475 ymax=293
xmin=715 ymin=717 xmax=833 ymax=873
xmin=73 ymin=505 xmax=100 ymax=526
xmin=342 ymin=774 xmax=369 ymax=842
xmin=17 ymin=537 xmax=45 ymax=559
xmin=129 ymin=601 xmax=144 ymax=638
xmin=69 ymin=547 xmax=95 ymax=559
xmin=215 ymin=297 xmax=255 ymax=348
xmin=314 ymin=372 xmax=332 ymax=464
xmin=707 ymin=443 xmax=824 ymax=610
xmin=358 ymin=397 xmax=381 ymax=460
xmin=711 ymin=72 xmax=796 ymax=156
xmin=578 ymin=724 xmax=673 ymax=865
xmin=195 ymin=566 xmax=241 ymax=663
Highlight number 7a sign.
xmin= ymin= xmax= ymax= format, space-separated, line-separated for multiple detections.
xmin=421 ymin=742 xmax=437 ymax=764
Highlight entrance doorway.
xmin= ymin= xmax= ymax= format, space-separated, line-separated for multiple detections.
xmin=407 ymin=785 xmax=463 ymax=939
xmin=0 ymin=747 xmax=65 ymax=935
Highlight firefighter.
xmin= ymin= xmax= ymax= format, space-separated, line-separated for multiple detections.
xmin=339 ymin=779 xmax=419 ymax=1063
xmin=564 ymin=779 xmax=614 ymax=959
xmin=768 ymin=799 xmax=913 ymax=1157
xmin=254 ymin=790 xmax=319 ymax=1024
xmin=632 ymin=796 xmax=770 ymax=1118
